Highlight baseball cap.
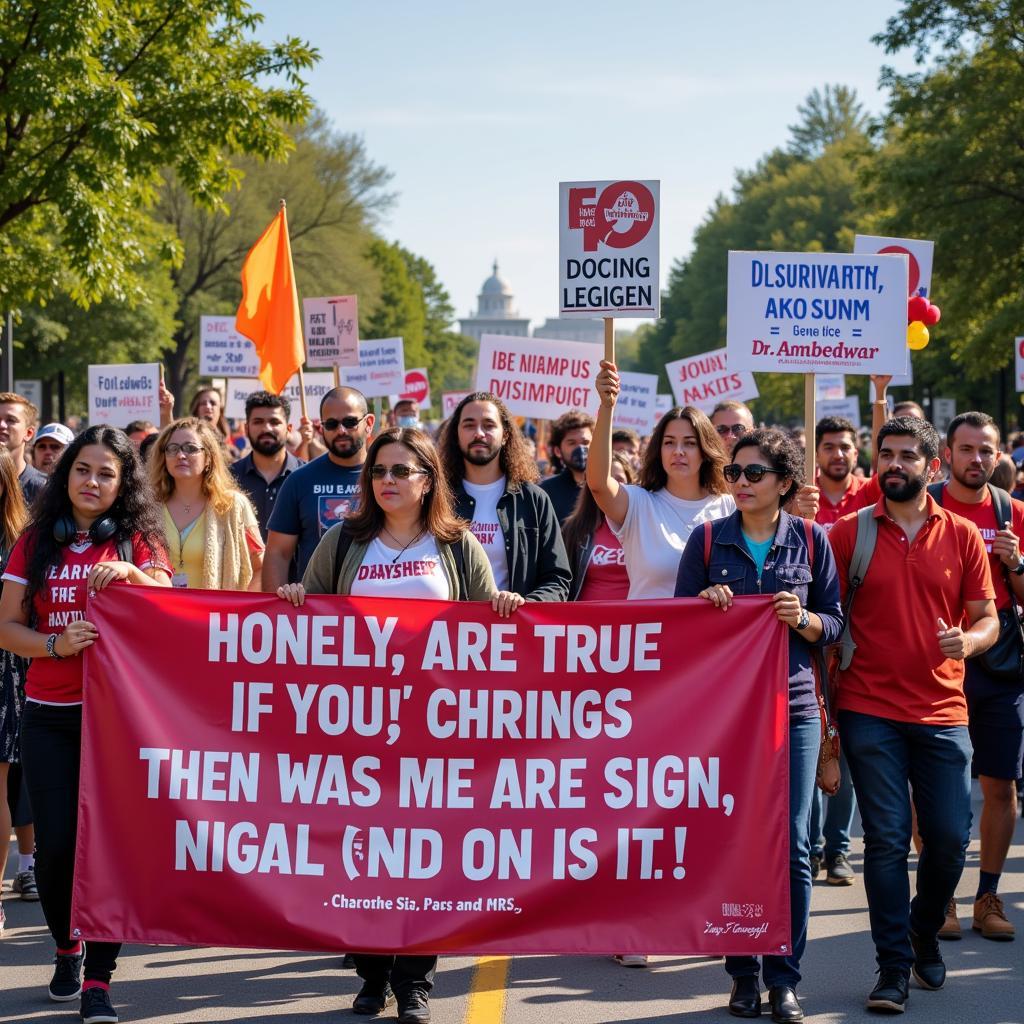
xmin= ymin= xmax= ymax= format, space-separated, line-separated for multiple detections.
xmin=35 ymin=423 xmax=75 ymax=447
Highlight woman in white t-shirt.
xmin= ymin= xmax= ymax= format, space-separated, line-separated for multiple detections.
xmin=587 ymin=359 xmax=735 ymax=601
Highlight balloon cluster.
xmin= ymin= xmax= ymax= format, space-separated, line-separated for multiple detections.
xmin=907 ymin=294 xmax=941 ymax=350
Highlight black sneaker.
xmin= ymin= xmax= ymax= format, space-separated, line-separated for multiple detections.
xmin=49 ymin=951 xmax=84 ymax=1002
xmin=866 ymin=968 xmax=909 ymax=1013
xmin=13 ymin=867 xmax=40 ymax=901
xmin=810 ymin=854 xmax=822 ymax=881
xmin=352 ymin=981 xmax=395 ymax=1015
xmin=397 ymin=986 xmax=431 ymax=1024
xmin=826 ymin=853 xmax=856 ymax=886
xmin=909 ymin=929 xmax=945 ymax=990
xmin=80 ymin=987 xmax=119 ymax=1023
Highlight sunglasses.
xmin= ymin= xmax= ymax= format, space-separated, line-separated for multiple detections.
xmin=723 ymin=463 xmax=784 ymax=484
xmin=165 ymin=442 xmax=204 ymax=456
xmin=370 ymin=464 xmax=429 ymax=481
xmin=716 ymin=424 xmax=748 ymax=437
xmin=322 ymin=414 xmax=367 ymax=432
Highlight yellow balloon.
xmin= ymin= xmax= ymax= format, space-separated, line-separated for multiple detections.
xmin=907 ymin=320 xmax=930 ymax=350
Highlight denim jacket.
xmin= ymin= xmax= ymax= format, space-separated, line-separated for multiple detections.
xmin=674 ymin=509 xmax=843 ymax=718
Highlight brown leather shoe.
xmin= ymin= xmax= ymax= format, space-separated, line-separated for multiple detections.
xmin=973 ymin=892 xmax=1015 ymax=941
xmin=938 ymin=898 xmax=961 ymax=940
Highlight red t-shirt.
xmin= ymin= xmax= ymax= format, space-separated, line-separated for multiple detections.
xmin=3 ymin=529 xmax=171 ymax=704
xmin=829 ymin=495 xmax=995 ymax=725
xmin=578 ymin=520 xmax=630 ymax=602
xmin=940 ymin=487 xmax=1024 ymax=612
xmin=815 ymin=473 xmax=880 ymax=532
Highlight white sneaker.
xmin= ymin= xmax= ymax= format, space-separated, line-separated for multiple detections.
xmin=613 ymin=954 xmax=649 ymax=968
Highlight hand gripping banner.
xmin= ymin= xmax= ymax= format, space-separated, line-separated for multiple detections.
xmin=73 ymin=588 xmax=790 ymax=955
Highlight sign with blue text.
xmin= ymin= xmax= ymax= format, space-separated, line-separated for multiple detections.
xmin=200 ymin=316 xmax=261 ymax=378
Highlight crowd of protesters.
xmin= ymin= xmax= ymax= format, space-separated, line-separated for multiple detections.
xmin=0 ymin=368 xmax=1021 ymax=1024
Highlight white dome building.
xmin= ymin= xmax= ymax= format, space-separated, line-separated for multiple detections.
xmin=458 ymin=260 xmax=531 ymax=342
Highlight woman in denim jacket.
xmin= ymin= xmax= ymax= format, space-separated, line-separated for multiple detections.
xmin=675 ymin=429 xmax=843 ymax=1024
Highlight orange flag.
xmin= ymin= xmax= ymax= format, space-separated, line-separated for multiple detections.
xmin=235 ymin=204 xmax=305 ymax=394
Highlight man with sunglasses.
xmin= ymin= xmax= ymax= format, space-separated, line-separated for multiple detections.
xmin=711 ymin=400 xmax=754 ymax=455
xmin=263 ymin=387 xmax=373 ymax=591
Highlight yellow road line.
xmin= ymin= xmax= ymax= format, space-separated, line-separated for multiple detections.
xmin=464 ymin=955 xmax=510 ymax=1024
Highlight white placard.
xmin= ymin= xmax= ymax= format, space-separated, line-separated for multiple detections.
xmin=665 ymin=348 xmax=759 ymax=413
xmin=655 ymin=393 xmax=673 ymax=417
xmin=613 ymin=371 xmax=659 ymax=434
xmin=88 ymin=363 xmax=160 ymax=427
xmin=559 ymin=179 xmax=659 ymax=318
xmin=303 ymin=295 xmax=359 ymax=368
xmin=225 ymin=373 xmax=335 ymax=421
xmin=14 ymin=379 xmax=42 ymax=410
xmin=816 ymin=374 xmax=846 ymax=400
xmin=339 ymin=338 xmax=405 ymax=398
xmin=854 ymin=234 xmax=935 ymax=298
xmin=200 ymin=316 xmax=260 ymax=378
xmin=442 ymin=391 xmax=473 ymax=419
xmin=389 ymin=368 xmax=431 ymax=410
xmin=475 ymin=334 xmax=600 ymax=420
xmin=817 ymin=397 xmax=862 ymax=429
xmin=726 ymin=251 xmax=909 ymax=375
xmin=1016 ymin=338 xmax=1024 ymax=393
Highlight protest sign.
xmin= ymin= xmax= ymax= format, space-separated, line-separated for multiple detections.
xmin=559 ymin=180 xmax=659 ymax=318
xmin=87 ymin=364 xmax=160 ymax=426
xmin=339 ymin=338 xmax=405 ymax=398
xmin=854 ymin=235 xmax=935 ymax=298
xmin=817 ymin=397 xmax=862 ymax=429
xmin=303 ymin=296 xmax=359 ymax=368
xmin=390 ymin=368 xmax=431 ymax=410
xmin=726 ymin=251 xmax=909 ymax=376
xmin=655 ymin=393 xmax=673 ymax=417
xmin=665 ymin=349 xmax=759 ymax=414
xmin=1017 ymin=339 xmax=1024 ymax=393
xmin=815 ymin=375 xmax=845 ymax=401
xmin=933 ymin=398 xmax=956 ymax=433
xmin=476 ymin=334 xmax=600 ymax=420
xmin=613 ymin=372 xmax=659 ymax=434
xmin=442 ymin=391 xmax=473 ymax=419
xmin=75 ymin=589 xmax=790 ymax=956
xmin=14 ymin=379 xmax=41 ymax=409
xmin=225 ymin=373 xmax=334 ymax=421
xmin=200 ymin=316 xmax=261 ymax=378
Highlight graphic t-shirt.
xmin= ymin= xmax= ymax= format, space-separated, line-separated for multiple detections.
xmin=578 ymin=520 xmax=629 ymax=602
xmin=349 ymin=536 xmax=451 ymax=601
xmin=611 ymin=485 xmax=736 ymax=599
xmin=2 ymin=529 xmax=171 ymax=704
xmin=267 ymin=455 xmax=362 ymax=580
xmin=463 ymin=476 xmax=509 ymax=590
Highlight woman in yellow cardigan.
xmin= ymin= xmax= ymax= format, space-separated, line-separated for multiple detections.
xmin=149 ymin=417 xmax=263 ymax=590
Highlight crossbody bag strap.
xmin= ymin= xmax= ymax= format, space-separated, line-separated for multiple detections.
xmin=331 ymin=526 xmax=355 ymax=595
xmin=837 ymin=506 xmax=878 ymax=671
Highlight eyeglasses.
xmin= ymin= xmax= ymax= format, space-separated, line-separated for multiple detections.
xmin=370 ymin=464 xmax=429 ymax=481
xmin=322 ymin=414 xmax=367 ymax=432
xmin=716 ymin=424 xmax=749 ymax=437
xmin=165 ymin=442 xmax=204 ymax=456
xmin=723 ymin=463 xmax=784 ymax=484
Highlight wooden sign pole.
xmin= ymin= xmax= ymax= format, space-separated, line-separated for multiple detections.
xmin=604 ymin=317 xmax=615 ymax=364
xmin=804 ymin=373 xmax=816 ymax=489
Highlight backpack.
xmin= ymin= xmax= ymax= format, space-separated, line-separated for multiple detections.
xmin=836 ymin=507 xmax=879 ymax=671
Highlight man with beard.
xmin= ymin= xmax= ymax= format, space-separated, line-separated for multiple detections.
xmin=829 ymin=417 xmax=998 ymax=1013
xmin=927 ymin=411 xmax=1023 ymax=942
xmin=438 ymin=392 xmax=570 ymax=602
xmin=263 ymin=387 xmax=372 ymax=589
xmin=814 ymin=416 xmax=880 ymax=534
xmin=540 ymin=410 xmax=594 ymax=524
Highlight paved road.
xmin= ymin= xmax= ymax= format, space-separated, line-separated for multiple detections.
xmin=2 ymin=783 xmax=1021 ymax=1024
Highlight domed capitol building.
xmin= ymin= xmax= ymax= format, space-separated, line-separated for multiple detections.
xmin=458 ymin=260 xmax=602 ymax=344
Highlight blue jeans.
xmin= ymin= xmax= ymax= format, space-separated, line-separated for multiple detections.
xmin=809 ymin=748 xmax=856 ymax=860
xmin=839 ymin=710 xmax=973 ymax=971
xmin=726 ymin=714 xmax=818 ymax=989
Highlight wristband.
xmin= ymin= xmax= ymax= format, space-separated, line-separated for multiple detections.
xmin=46 ymin=633 xmax=64 ymax=659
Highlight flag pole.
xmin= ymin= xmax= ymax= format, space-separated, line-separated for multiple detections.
xmin=280 ymin=198 xmax=310 ymax=422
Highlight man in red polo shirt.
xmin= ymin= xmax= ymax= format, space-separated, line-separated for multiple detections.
xmin=815 ymin=414 xmax=880 ymax=532
xmin=829 ymin=416 xmax=998 ymax=1013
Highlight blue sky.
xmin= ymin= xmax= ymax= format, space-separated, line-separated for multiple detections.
xmin=255 ymin=1 xmax=914 ymax=331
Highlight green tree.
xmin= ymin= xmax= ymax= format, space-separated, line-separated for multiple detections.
xmin=0 ymin=1 xmax=318 ymax=309
xmin=788 ymin=85 xmax=869 ymax=158
xmin=362 ymin=240 xmax=427 ymax=372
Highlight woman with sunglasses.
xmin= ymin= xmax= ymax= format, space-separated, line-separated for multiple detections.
xmin=675 ymin=429 xmax=843 ymax=1023
xmin=588 ymin=359 xmax=734 ymax=602
xmin=150 ymin=418 xmax=264 ymax=590
xmin=0 ymin=426 xmax=171 ymax=1024
xmin=276 ymin=426 xmax=521 ymax=1024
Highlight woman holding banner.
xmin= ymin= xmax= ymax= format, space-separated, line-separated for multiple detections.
xmin=0 ymin=426 xmax=171 ymax=1024
xmin=674 ymin=429 xmax=843 ymax=1023
xmin=276 ymin=425 xmax=521 ymax=1024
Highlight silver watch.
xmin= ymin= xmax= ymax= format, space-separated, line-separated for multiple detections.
xmin=796 ymin=608 xmax=811 ymax=630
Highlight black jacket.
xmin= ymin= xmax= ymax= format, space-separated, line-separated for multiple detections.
xmin=454 ymin=480 xmax=571 ymax=601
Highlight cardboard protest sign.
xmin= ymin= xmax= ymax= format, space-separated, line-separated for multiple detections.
xmin=76 ymin=587 xmax=790 ymax=956
xmin=817 ymin=397 xmax=862 ymax=429
xmin=476 ymin=334 xmax=600 ymax=420
xmin=200 ymin=316 xmax=261 ymax=378
xmin=88 ymin=363 xmax=160 ymax=426
xmin=303 ymin=296 xmax=359 ymax=368
xmin=559 ymin=180 xmax=659 ymax=318
xmin=339 ymin=338 xmax=405 ymax=398
xmin=225 ymin=374 xmax=334 ymax=421
xmin=614 ymin=372 xmax=659 ymax=435
xmin=726 ymin=251 xmax=909 ymax=376
xmin=854 ymin=235 xmax=935 ymax=298
xmin=665 ymin=349 xmax=759 ymax=414
xmin=390 ymin=368 xmax=431 ymax=410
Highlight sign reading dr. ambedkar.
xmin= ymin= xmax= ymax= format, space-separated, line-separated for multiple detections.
xmin=559 ymin=180 xmax=659 ymax=318
xmin=726 ymin=251 xmax=909 ymax=375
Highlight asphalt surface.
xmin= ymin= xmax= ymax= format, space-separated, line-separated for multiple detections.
xmin=2 ymin=781 xmax=1021 ymax=1024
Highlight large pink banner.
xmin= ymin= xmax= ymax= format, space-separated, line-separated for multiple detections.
xmin=73 ymin=588 xmax=790 ymax=955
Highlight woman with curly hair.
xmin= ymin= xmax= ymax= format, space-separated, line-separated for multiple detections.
xmin=0 ymin=426 xmax=171 ymax=1023
xmin=149 ymin=417 xmax=263 ymax=591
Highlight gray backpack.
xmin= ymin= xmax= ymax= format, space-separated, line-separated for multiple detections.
xmin=837 ymin=507 xmax=878 ymax=671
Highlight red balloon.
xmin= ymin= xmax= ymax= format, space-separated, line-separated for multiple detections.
xmin=923 ymin=303 xmax=941 ymax=326
xmin=908 ymin=295 xmax=929 ymax=322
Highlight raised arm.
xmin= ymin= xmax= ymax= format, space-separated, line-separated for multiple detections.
xmin=586 ymin=360 xmax=630 ymax=529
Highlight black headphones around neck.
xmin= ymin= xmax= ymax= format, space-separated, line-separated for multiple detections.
xmin=53 ymin=515 xmax=118 ymax=546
